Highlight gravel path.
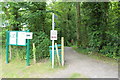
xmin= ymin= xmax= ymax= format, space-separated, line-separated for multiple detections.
xmin=43 ymin=47 xmax=118 ymax=78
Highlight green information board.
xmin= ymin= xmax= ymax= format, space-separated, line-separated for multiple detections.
xmin=6 ymin=30 xmax=32 ymax=66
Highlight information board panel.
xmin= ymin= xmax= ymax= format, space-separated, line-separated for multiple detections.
xmin=17 ymin=32 xmax=26 ymax=45
xmin=6 ymin=30 xmax=32 ymax=66
xmin=9 ymin=32 xmax=17 ymax=45
xmin=8 ymin=31 xmax=33 ymax=46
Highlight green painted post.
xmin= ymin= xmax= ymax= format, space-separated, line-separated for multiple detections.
xmin=26 ymin=30 xmax=30 ymax=66
xmin=6 ymin=31 xmax=9 ymax=64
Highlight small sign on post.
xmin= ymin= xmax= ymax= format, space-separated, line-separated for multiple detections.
xmin=50 ymin=30 xmax=57 ymax=40
xmin=9 ymin=31 xmax=33 ymax=46
xmin=26 ymin=32 xmax=33 ymax=39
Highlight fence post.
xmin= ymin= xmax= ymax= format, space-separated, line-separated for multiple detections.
xmin=33 ymin=43 xmax=36 ymax=63
xmin=55 ymin=43 xmax=61 ymax=65
xmin=61 ymin=37 xmax=64 ymax=66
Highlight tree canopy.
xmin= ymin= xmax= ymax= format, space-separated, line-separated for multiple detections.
xmin=0 ymin=2 xmax=119 ymax=59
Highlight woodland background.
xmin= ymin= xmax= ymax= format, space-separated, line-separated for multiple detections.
xmin=0 ymin=2 xmax=119 ymax=60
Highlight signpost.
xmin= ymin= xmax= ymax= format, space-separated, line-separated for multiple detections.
xmin=6 ymin=30 xmax=33 ymax=66
xmin=50 ymin=13 xmax=58 ymax=68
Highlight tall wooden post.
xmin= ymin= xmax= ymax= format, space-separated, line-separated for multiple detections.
xmin=33 ymin=43 xmax=36 ymax=63
xmin=55 ymin=43 xmax=61 ymax=65
xmin=61 ymin=37 xmax=64 ymax=66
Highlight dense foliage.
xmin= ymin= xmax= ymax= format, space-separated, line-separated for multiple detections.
xmin=0 ymin=2 xmax=119 ymax=60
xmin=31 ymin=31 xmax=51 ymax=61
xmin=81 ymin=2 xmax=120 ymax=59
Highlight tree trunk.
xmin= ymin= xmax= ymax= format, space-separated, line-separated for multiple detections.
xmin=76 ymin=2 xmax=81 ymax=46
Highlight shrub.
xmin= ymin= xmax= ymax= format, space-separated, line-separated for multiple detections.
xmin=31 ymin=31 xmax=51 ymax=61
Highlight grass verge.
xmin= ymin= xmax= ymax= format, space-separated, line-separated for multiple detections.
xmin=1 ymin=48 xmax=65 ymax=78
xmin=72 ymin=46 xmax=118 ymax=66
xmin=69 ymin=73 xmax=87 ymax=78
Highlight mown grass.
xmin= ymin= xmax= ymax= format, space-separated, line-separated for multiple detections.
xmin=72 ymin=45 xmax=118 ymax=66
xmin=2 ymin=59 xmax=64 ymax=78
xmin=69 ymin=73 xmax=87 ymax=78
xmin=1 ymin=48 xmax=65 ymax=78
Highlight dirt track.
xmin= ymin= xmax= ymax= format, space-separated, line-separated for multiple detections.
xmin=44 ymin=47 xmax=118 ymax=78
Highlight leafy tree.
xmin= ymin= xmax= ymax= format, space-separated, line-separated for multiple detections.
xmin=1 ymin=2 xmax=119 ymax=59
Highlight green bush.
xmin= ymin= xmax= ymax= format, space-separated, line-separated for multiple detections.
xmin=31 ymin=31 xmax=51 ymax=61
xmin=0 ymin=28 xmax=8 ymax=47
